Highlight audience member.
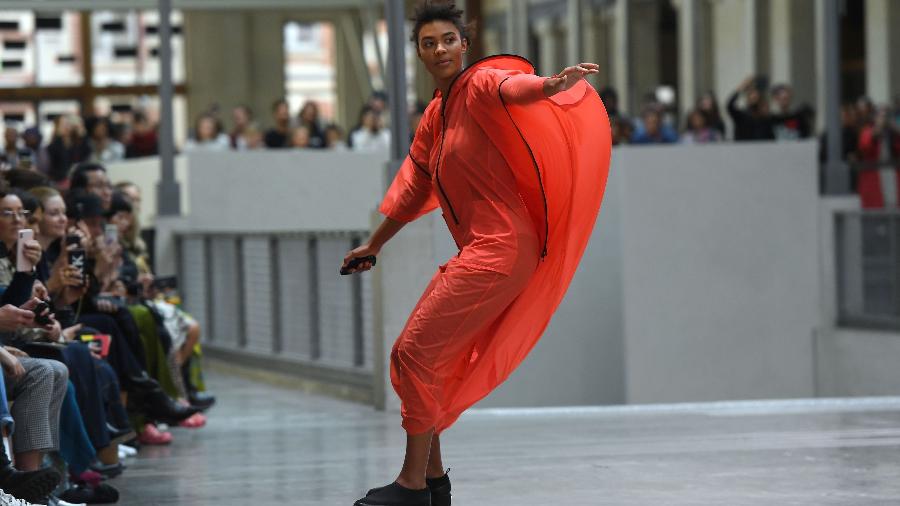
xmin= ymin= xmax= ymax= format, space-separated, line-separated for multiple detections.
xmin=857 ymin=106 xmax=900 ymax=208
xmin=290 ymin=126 xmax=311 ymax=149
xmin=86 ymin=116 xmax=125 ymax=163
xmin=22 ymin=127 xmax=50 ymax=174
xmin=229 ymin=105 xmax=254 ymax=150
xmin=46 ymin=115 xmax=90 ymax=184
xmin=324 ymin=124 xmax=347 ymax=150
xmin=1 ymin=127 xmax=21 ymax=170
xmin=771 ymin=84 xmax=813 ymax=140
xmin=297 ymin=101 xmax=326 ymax=148
xmin=264 ymin=99 xmax=292 ymax=149
xmin=184 ymin=114 xmax=230 ymax=151
xmin=350 ymin=107 xmax=390 ymax=152
xmin=125 ymin=111 xmax=158 ymax=159
xmin=631 ymin=107 xmax=678 ymax=144
xmin=696 ymin=91 xmax=726 ymax=138
xmin=727 ymin=76 xmax=775 ymax=141
xmin=681 ymin=109 xmax=722 ymax=144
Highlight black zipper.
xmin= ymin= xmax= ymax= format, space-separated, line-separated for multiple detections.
xmin=497 ymin=76 xmax=549 ymax=258
xmin=434 ymin=54 xmax=540 ymax=229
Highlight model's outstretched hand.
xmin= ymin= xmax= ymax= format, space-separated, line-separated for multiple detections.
xmin=544 ymin=63 xmax=599 ymax=97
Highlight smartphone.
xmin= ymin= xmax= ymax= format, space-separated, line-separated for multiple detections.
xmin=66 ymin=234 xmax=81 ymax=247
xmin=104 ymin=224 xmax=118 ymax=246
xmin=67 ymin=248 xmax=86 ymax=284
xmin=16 ymin=229 xmax=33 ymax=272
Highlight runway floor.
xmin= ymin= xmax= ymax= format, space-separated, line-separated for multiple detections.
xmin=114 ymin=370 xmax=900 ymax=505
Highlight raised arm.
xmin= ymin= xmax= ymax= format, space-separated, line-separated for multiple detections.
xmin=499 ymin=63 xmax=599 ymax=105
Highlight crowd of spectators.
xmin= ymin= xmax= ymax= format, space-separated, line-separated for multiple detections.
xmin=0 ymin=161 xmax=216 ymax=505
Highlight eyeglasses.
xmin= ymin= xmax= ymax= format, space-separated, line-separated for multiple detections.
xmin=0 ymin=210 xmax=31 ymax=220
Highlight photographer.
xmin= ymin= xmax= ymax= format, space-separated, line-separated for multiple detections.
xmin=727 ymin=75 xmax=776 ymax=141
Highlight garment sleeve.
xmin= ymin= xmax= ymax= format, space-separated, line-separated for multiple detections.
xmin=727 ymin=91 xmax=742 ymax=121
xmin=2 ymin=272 xmax=35 ymax=307
xmin=378 ymin=102 xmax=439 ymax=223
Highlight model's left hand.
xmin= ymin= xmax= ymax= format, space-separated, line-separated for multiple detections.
xmin=544 ymin=63 xmax=599 ymax=97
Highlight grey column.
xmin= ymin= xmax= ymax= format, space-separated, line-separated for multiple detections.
xmin=822 ymin=0 xmax=849 ymax=194
xmin=566 ymin=0 xmax=582 ymax=65
xmin=612 ymin=0 xmax=630 ymax=112
xmin=385 ymin=0 xmax=410 ymax=180
xmin=507 ymin=0 xmax=529 ymax=57
xmin=865 ymin=0 xmax=900 ymax=104
xmin=157 ymin=0 xmax=180 ymax=216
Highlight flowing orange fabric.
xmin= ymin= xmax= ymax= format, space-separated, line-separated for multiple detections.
xmin=379 ymin=55 xmax=611 ymax=434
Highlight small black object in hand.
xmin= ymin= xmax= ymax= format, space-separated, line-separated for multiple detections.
xmin=33 ymin=300 xmax=52 ymax=325
xmin=340 ymin=255 xmax=377 ymax=275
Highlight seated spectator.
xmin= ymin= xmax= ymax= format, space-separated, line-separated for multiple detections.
xmin=681 ymin=109 xmax=721 ymax=144
xmin=350 ymin=107 xmax=390 ymax=152
xmin=857 ymin=106 xmax=900 ymax=208
xmin=599 ymin=87 xmax=620 ymax=119
xmin=125 ymin=110 xmax=158 ymax=159
xmin=631 ymin=107 xmax=678 ymax=144
xmin=184 ymin=114 xmax=230 ymax=151
xmin=696 ymin=91 xmax=726 ymax=138
xmin=728 ymin=76 xmax=775 ymax=141
xmin=240 ymin=123 xmax=264 ymax=150
xmin=324 ymin=124 xmax=347 ymax=150
xmin=229 ymin=105 xmax=254 ymax=150
xmin=290 ymin=126 xmax=311 ymax=149
xmin=771 ymin=84 xmax=813 ymax=140
xmin=46 ymin=115 xmax=90 ymax=185
xmin=86 ymin=116 xmax=125 ymax=163
xmin=297 ymin=101 xmax=326 ymax=148
xmin=264 ymin=99 xmax=291 ymax=149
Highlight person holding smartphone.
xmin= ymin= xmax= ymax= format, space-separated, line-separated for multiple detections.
xmin=343 ymin=3 xmax=610 ymax=505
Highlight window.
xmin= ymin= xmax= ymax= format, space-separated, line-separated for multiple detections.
xmin=283 ymin=22 xmax=337 ymax=121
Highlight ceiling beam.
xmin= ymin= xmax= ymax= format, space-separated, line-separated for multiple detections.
xmin=3 ymin=0 xmax=373 ymax=10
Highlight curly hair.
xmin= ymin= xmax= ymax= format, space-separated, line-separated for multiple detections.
xmin=410 ymin=1 xmax=473 ymax=47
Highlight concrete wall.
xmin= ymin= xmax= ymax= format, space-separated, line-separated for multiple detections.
xmin=106 ymin=156 xmax=190 ymax=228
xmin=816 ymin=328 xmax=900 ymax=397
xmin=619 ymin=141 xmax=820 ymax=403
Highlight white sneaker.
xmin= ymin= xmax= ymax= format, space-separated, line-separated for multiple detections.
xmin=119 ymin=444 xmax=137 ymax=458
xmin=0 ymin=488 xmax=45 ymax=506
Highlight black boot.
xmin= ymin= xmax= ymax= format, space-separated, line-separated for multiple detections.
xmin=355 ymin=482 xmax=430 ymax=506
xmin=0 ymin=465 xmax=61 ymax=503
xmin=426 ymin=473 xmax=451 ymax=506
xmin=125 ymin=374 xmax=201 ymax=424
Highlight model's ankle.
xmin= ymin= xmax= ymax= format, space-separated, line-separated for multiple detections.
xmin=395 ymin=474 xmax=426 ymax=491
xmin=425 ymin=468 xmax=446 ymax=480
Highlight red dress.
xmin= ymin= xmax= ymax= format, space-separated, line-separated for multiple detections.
xmin=379 ymin=55 xmax=611 ymax=434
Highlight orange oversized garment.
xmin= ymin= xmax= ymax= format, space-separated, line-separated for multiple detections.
xmin=379 ymin=55 xmax=611 ymax=434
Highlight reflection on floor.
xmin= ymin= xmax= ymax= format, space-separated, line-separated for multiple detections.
xmin=115 ymin=370 xmax=900 ymax=505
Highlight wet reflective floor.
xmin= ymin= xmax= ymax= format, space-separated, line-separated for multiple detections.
xmin=115 ymin=370 xmax=900 ymax=505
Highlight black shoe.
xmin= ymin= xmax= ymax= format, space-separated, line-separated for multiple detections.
xmin=355 ymin=482 xmax=430 ymax=506
xmin=0 ymin=465 xmax=61 ymax=503
xmin=188 ymin=391 xmax=216 ymax=411
xmin=107 ymin=423 xmax=137 ymax=446
xmin=128 ymin=385 xmax=202 ymax=425
xmin=426 ymin=473 xmax=451 ymax=506
xmin=90 ymin=461 xmax=126 ymax=479
xmin=59 ymin=483 xmax=120 ymax=504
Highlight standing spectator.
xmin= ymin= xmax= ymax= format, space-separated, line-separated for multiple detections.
xmin=771 ymin=84 xmax=813 ymax=140
xmin=297 ymin=101 xmax=326 ymax=148
xmin=264 ymin=99 xmax=291 ymax=149
xmin=125 ymin=110 xmax=158 ymax=158
xmin=631 ymin=107 xmax=678 ymax=144
xmin=681 ymin=109 xmax=722 ymax=144
xmin=856 ymin=96 xmax=875 ymax=128
xmin=696 ymin=91 xmax=726 ymax=138
xmin=324 ymin=124 xmax=347 ymax=150
xmin=289 ymin=126 xmax=311 ymax=149
xmin=229 ymin=105 xmax=254 ymax=150
xmin=727 ymin=76 xmax=775 ymax=141
xmin=85 ymin=116 xmax=125 ymax=163
xmin=857 ymin=106 xmax=900 ymax=208
xmin=239 ymin=123 xmax=264 ymax=150
xmin=22 ymin=127 xmax=49 ymax=173
xmin=610 ymin=115 xmax=633 ymax=146
xmin=350 ymin=107 xmax=390 ymax=152
xmin=1 ymin=127 xmax=20 ymax=169
xmin=184 ymin=114 xmax=230 ymax=151
xmin=46 ymin=115 xmax=90 ymax=184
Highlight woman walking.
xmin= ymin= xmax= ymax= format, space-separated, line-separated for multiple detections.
xmin=342 ymin=3 xmax=611 ymax=505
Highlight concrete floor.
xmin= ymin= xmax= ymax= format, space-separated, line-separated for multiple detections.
xmin=114 ymin=371 xmax=900 ymax=505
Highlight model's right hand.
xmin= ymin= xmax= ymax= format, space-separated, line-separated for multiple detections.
xmin=342 ymin=243 xmax=380 ymax=274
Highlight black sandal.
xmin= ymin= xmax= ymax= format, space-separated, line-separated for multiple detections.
xmin=355 ymin=481 xmax=430 ymax=506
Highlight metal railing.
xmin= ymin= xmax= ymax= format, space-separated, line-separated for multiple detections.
xmin=835 ymin=210 xmax=900 ymax=330
xmin=175 ymin=230 xmax=378 ymax=401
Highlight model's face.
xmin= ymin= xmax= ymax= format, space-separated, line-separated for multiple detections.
xmin=417 ymin=21 xmax=468 ymax=82
xmin=40 ymin=195 xmax=67 ymax=239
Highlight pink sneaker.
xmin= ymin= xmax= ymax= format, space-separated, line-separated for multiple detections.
xmin=138 ymin=423 xmax=173 ymax=445
xmin=178 ymin=412 xmax=207 ymax=429
xmin=73 ymin=470 xmax=104 ymax=487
